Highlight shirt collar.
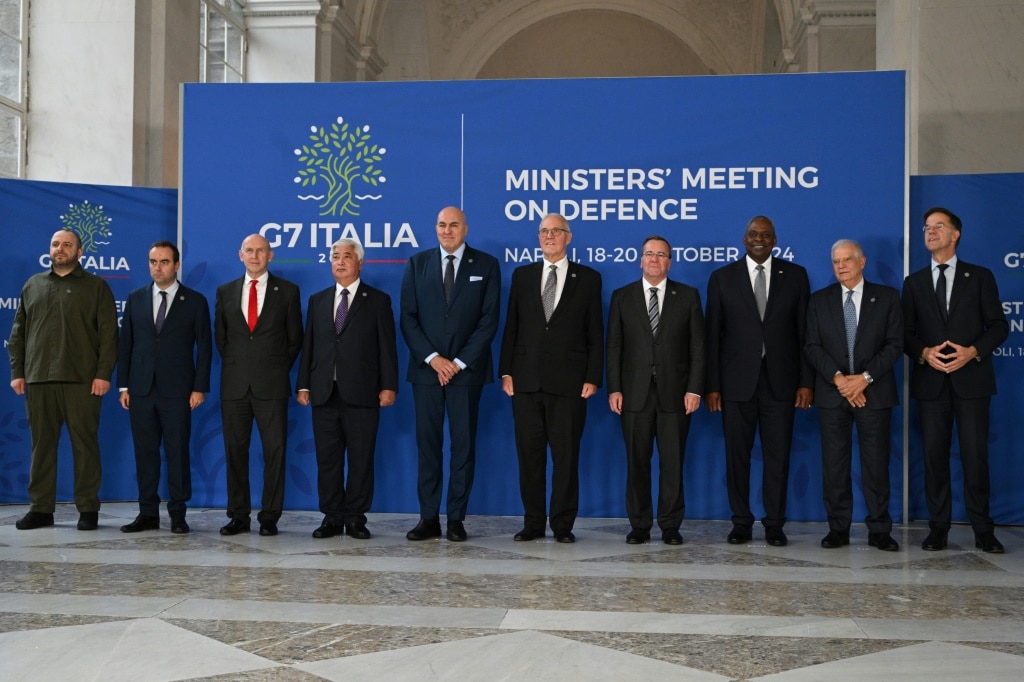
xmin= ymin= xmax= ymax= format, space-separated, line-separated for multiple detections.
xmin=745 ymin=254 xmax=772 ymax=274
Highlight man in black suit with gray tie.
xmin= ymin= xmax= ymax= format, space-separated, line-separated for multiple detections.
xmin=118 ymin=241 xmax=212 ymax=534
xmin=607 ymin=236 xmax=705 ymax=545
xmin=705 ymin=216 xmax=814 ymax=547
xmin=805 ymin=240 xmax=902 ymax=551
xmin=499 ymin=214 xmax=603 ymax=544
xmin=297 ymin=238 xmax=398 ymax=540
xmin=902 ymin=207 xmax=1009 ymax=553
xmin=215 ymin=233 xmax=303 ymax=537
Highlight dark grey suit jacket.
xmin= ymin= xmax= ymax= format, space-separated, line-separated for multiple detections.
xmin=214 ymin=273 xmax=302 ymax=400
xmin=607 ymin=279 xmax=705 ymax=413
xmin=805 ymin=281 xmax=902 ymax=410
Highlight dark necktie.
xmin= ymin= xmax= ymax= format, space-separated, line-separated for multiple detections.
xmin=844 ymin=289 xmax=857 ymax=374
xmin=936 ymin=263 xmax=948 ymax=322
xmin=247 ymin=279 xmax=258 ymax=332
xmin=444 ymin=254 xmax=455 ymax=304
xmin=648 ymin=287 xmax=659 ymax=334
xmin=155 ymin=290 xmax=167 ymax=334
xmin=335 ymin=288 xmax=349 ymax=334
xmin=542 ymin=264 xmax=557 ymax=322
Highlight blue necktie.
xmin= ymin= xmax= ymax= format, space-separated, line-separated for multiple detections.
xmin=844 ymin=289 xmax=857 ymax=374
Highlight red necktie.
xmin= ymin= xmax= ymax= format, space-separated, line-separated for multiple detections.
xmin=247 ymin=279 xmax=258 ymax=332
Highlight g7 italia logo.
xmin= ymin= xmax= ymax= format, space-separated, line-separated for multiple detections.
xmin=293 ymin=116 xmax=387 ymax=218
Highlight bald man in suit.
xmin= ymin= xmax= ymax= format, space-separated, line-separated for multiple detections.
xmin=705 ymin=216 xmax=814 ymax=547
xmin=215 ymin=233 xmax=302 ymax=537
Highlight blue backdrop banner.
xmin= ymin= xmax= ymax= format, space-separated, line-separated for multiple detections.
xmin=180 ymin=72 xmax=907 ymax=521
xmin=0 ymin=178 xmax=176 ymax=504
xmin=908 ymin=173 xmax=1024 ymax=525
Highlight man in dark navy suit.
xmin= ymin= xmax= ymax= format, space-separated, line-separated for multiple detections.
xmin=903 ymin=207 xmax=1009 ymax=553
xmin=607 ymin=236 xmax=705 ymax=546
xmin=705 ymin=216 xmax=814 ymax=547
xmin=499 ymin=214 xmax=603 ymax=544
xmin=805 ymin=240 xmax=902 ymax=551
xmin=297 ymin=238 xmax=398 ymax=540
xmin=117 ymin=241 xmax=212 ymax=534
xmin=401 ymin=206 xmax=500 ymax=542
xmin=215 ymin=233 xmax=303 ymax=537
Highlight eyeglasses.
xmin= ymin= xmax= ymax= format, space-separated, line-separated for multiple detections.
xmin=538 ymin=228 xmax=569 ymax=237
xmin=922 ymin=223 xmax=948 ymax=233
xmin=642 ymin=251 xmax=670 ymax=259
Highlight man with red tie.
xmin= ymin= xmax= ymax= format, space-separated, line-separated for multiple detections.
xmin=215 ymin=233 xmax=303 ymax=537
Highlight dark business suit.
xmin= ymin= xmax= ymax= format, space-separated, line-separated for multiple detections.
xmin=499 ymin=260 xmax=603 ymax=534
xmin=118 ymin=283 xmax=212 ymax=516
xmin=705 ymin=257 xmax=813 ymax=530
xmin=607 ymin=279 xmax=705 ymax=532
xmin=805 ymin=281 xmax=902 ymax=534
xmin=297 ymin=282 xmax=398 ymax=526
xmin=400 ymin=245 xmax=500 ymax=521
xmin=215 ymin=273 xmax=302 ymax=524
xmin=902 ymin=259 xmax=1008 ymax=533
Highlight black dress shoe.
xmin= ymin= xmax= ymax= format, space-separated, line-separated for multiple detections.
xmin=77 ymin=512 xmax=99 ymax=531
xmin=626 ymin=529 xmax=650 ymax=544
xmin=868 ymin=532 xmax=899 ymax=551
xmin=921 ymin=529 xmax=948 ymax=551
xmin=259 ymin=520 xmax=278 ymax=536
xmin=765 ymin=527 xmax=788 ymax=546
xmin=513 ymin=528 xmax=545 ymax=542
xmin=169 ymin=515 xmax=189 ymax=534
xmin=820 ymin=530 xmax=850 ymax=548
xmin=121 ymin=515 xmax=160 ymax=533
xmin=406 ymin=518 xmax=442 ymax=541
xmin=661 ymin=529 xmax=683 ymax=545
xmin=346 ymin=522 xmax=371 ymax=540
xmin=16 ymin=511 xmax=55 ymax=530
xmin=312 ymin=520 xmax=344 ymax=539
xmin=220 ymin=518 xmax=251 ymax=536
xmin=727 ymin=526 xmax=752 ymax=544
xmin=554 ymin=531 xmax=575 ymax=544
xmin=446 ymin=520 xmax=467 ymax=542
xmin=975 ymin=531 xmax=1004 ymax=554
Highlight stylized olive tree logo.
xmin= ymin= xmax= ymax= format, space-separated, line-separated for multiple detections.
xmin=60 ymin=200 xmax=112 ymax=253
xmin=293 ymin=116 xmax=387 ymax=217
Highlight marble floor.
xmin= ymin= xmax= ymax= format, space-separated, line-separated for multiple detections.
xmin=1 ymin=503 xmax=1022 ymax=681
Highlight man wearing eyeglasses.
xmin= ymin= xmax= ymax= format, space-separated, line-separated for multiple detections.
xmin=704 ymin=216 xmax=814 ymax=547
xmin=607 ymin=236 xmax=705 ymax=545
xmin=902 ymin=207 xmax=1008 ymax=553
xmin=499 ymin=214 xmax=603 ymax=543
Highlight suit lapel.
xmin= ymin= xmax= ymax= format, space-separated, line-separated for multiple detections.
xmin=948 ymin=261 xmax=971 ymax=319
xmin=732 ymin=260 xmax=761 ymax=319
xmin=338 ymin=285 xmax=367 ymax=334
xmin=549 ymin=262 xmax=577 ymax=322
xmin=448 ymin=247 xmax=474 ymax=307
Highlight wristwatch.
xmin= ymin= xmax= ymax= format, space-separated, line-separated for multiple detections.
xmin=862 ymin=371 xmax=874 ymax=384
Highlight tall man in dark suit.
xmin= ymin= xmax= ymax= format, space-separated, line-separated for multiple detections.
xmin=297 ymin=238 xmax=398 ymax=540
xmin=117 ymin=241 xmax=212 ymax=534
xmin=705 ymin=216 xmax=814 ymax=547
xmin=499 ymin=214 xmax=603 ymax=544
xmin=902 ymin=207 xmax=1009 ymax=553
xmin=805 ymin=240 xmax=903 ymax=551
xmin=400 ymin=206 xmax=501 ymax=542
xmin=607 ymin=236 xmax=705 ymax=546
xmin=215 ymin=233 xmax=303 ymax=537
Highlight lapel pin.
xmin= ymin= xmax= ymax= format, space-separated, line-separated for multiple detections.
xmin=870 ymin=297 xmax=876 ymax=302
xmin=468 ymin=258 xmax=474 ymax=263
xmin=571 ymin=273 xmax=577 ymax=278
xmin=964 ymin=272 xmax=970 ymax=278
xmin=179 ymin=295 xmax=186 ymax=301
